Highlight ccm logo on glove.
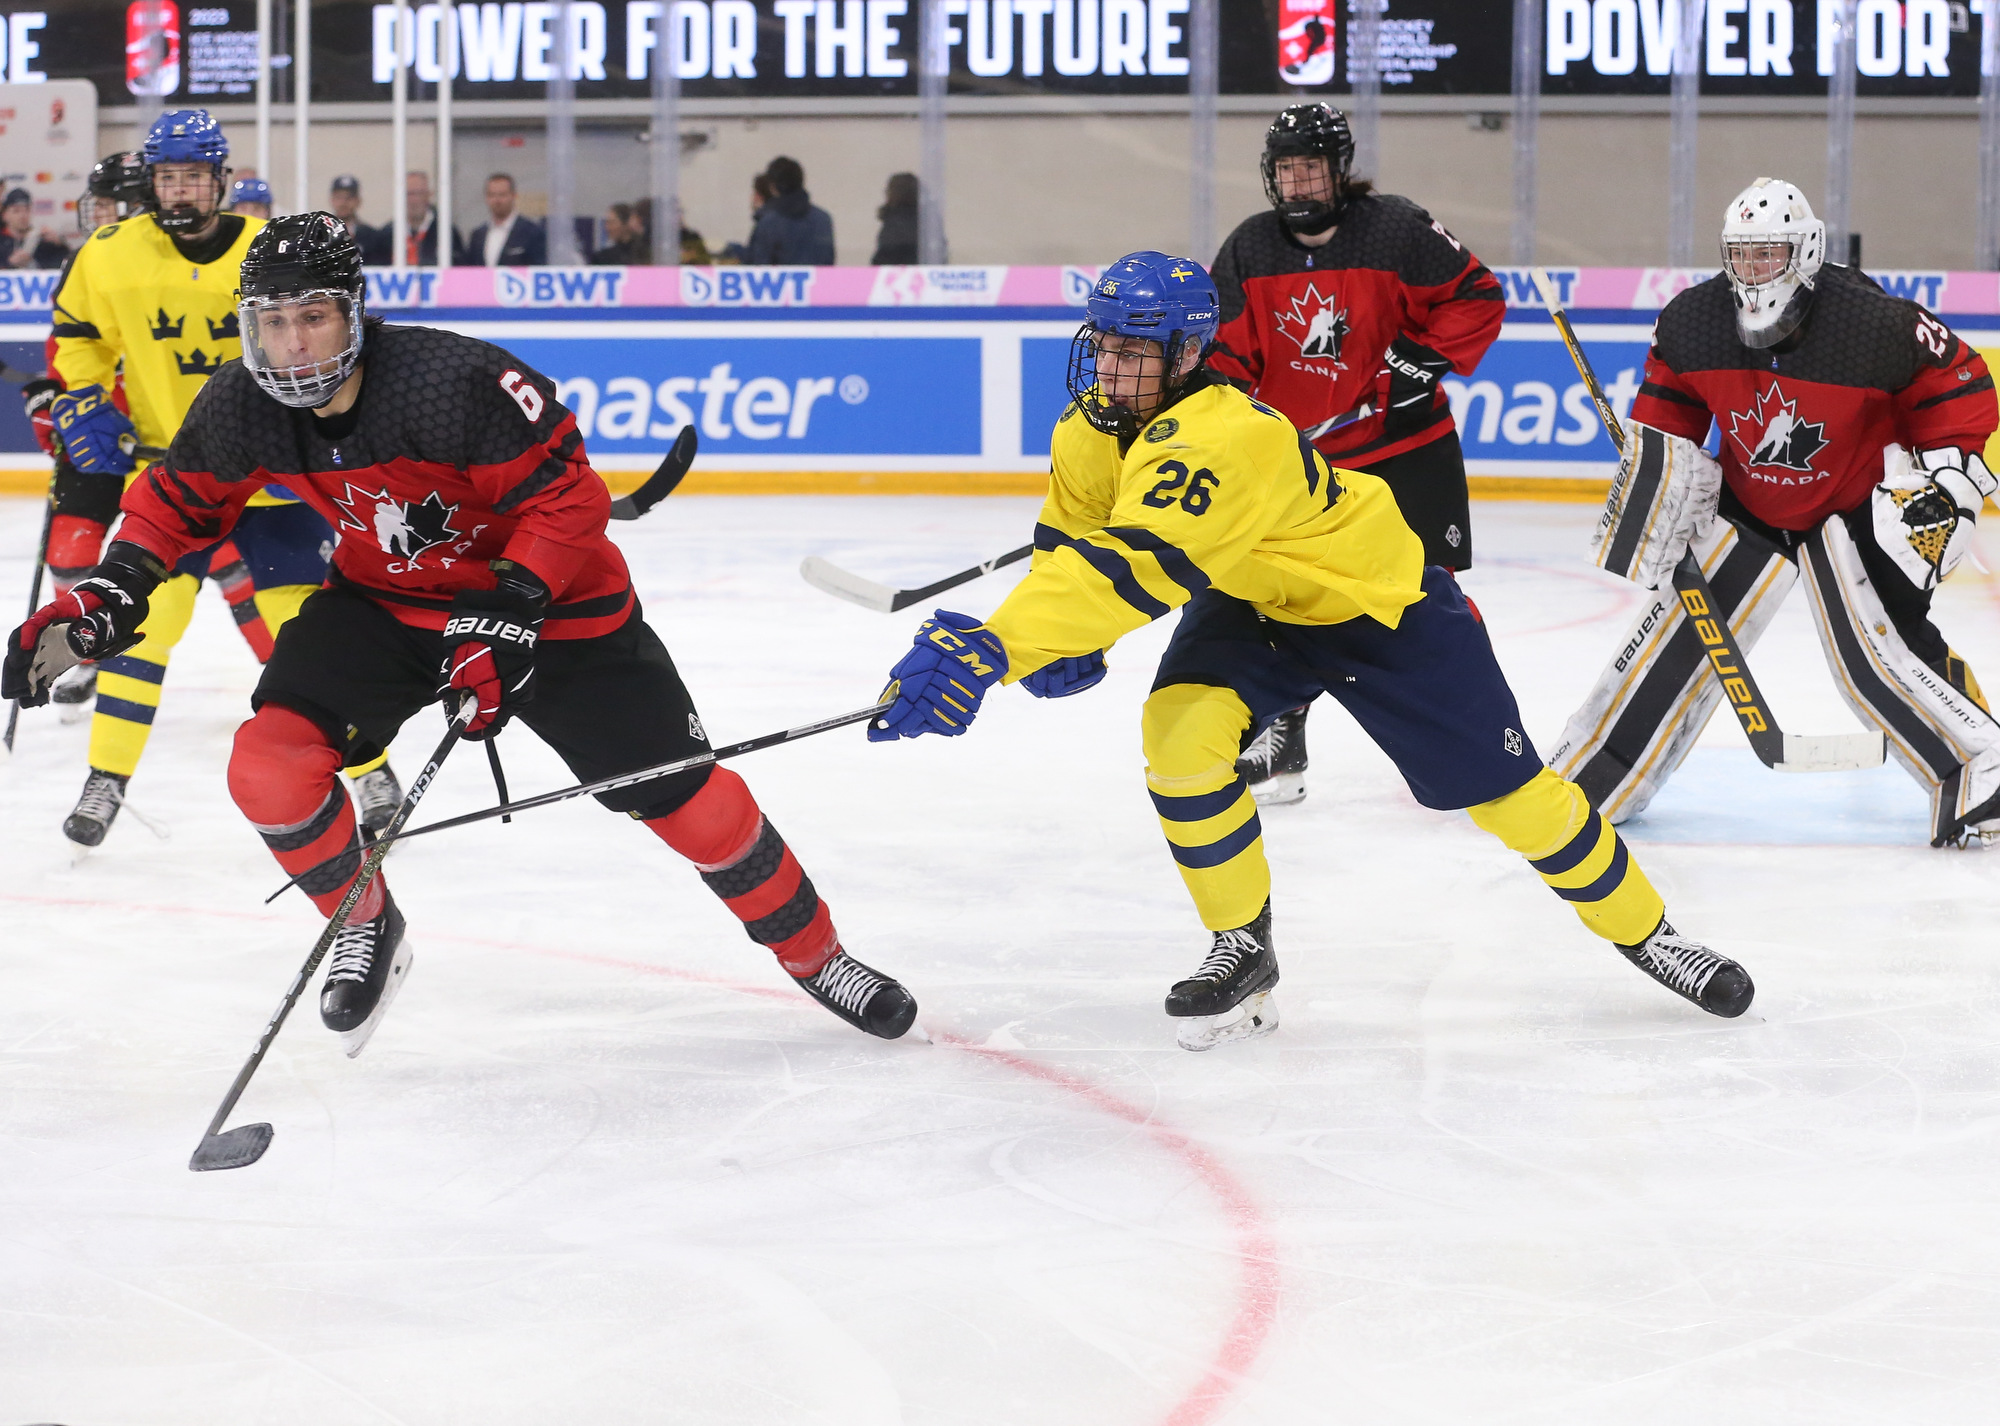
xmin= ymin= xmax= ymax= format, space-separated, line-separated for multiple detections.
xmin=442 ymin=614 xmax=538 ymax=646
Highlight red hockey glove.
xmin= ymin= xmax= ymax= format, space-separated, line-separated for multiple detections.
xmin=21 ymin=376 xmax=60 ymax=458
xmin=2 ymin=543 xmax=165 ymax=706
xmin=439 ymin=563 xmax=548 ymax=740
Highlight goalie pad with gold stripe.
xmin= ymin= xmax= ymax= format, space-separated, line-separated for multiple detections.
xmin=1591 ymin=422 xmax=1724 ymax=588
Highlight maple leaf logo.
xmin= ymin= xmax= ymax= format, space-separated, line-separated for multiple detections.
xmin=331 ymin=484 xmax=462 ymax=566
xmin=1727 ymin=386 xmax=1829 ymax=474
xmin=1273 ymin=281 xmax=1349 ymax=364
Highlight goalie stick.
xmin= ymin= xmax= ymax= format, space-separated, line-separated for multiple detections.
xmin=801 ymin=544 xmax=1033 ymax=614
xmin=1529 ymin=267 xmax=1884 ymax=774
xmin=262 ymin=698 xmax=895 ymax=905
xmin=190 ymin=693 xmax=479 ymax=1172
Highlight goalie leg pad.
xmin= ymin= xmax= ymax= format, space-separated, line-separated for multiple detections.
xmin=1549 ymin=518 xmax=1796 ymax=822
xmin=1799 ymin=512 xmax=2000 ymax=844
xmin=1593 ymin=423 xmax=1724 ymax=588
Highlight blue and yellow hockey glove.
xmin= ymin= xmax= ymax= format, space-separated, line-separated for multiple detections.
xmin=50 ymin=385 xmax=137 ymax=476
xmin=1020 ymin=651 xmax=1106 ymax=699
xmin=868 ymin=609 xmax=1008 ymax=741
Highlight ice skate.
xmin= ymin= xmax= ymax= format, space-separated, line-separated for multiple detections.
xmin=62 ymin=768 xmax=128 ymax=856
xmin=1617 ymin=918 xmax=1754 ymax=1018
xmin=1167 ymin=901 xmax=1281 ymax=1050
xmin=51 ymin=664 xmax=96 ymax=724
xmin=1934 ymin=749 xmax=2000 ymax=849
xmin=793 ymin=948 xmax=918 ymax=1040
xmin=320 ymin=890 xmax=413 ymax=1057
xmin=1235 ymin=707 xmax=1308 ymax=806
xmin=350 ymin=762 xmax=404 ymax=841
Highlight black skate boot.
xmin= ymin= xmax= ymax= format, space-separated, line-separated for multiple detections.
xmin=51 ymin=664 xmax=96 ymax=724
xmin=63 ymin=768 xmax=128 ymax=852
xmin=350 ymin=762 xmax=404 ymax=841
xmin=1234 ymin=707 xmax=1308 ymax=806
xmin=319 ymin=890 xmax=413 ymax=1057
xmin=1165 ymin=900 xmax=1281 ymax=1051
xmin=793 ymin=948 xmax=918 ymax=1040
xmin=1617 ymin=918 xmax=1754 ymax=1018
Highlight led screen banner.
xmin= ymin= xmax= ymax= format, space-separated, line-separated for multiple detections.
xmin=23 ymin=0 xmax=1994 ymax=106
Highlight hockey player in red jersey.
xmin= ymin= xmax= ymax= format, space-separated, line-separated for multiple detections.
xmin=1548 ymin=178 xmax=2000 ymax=848
xmin=4 ymin=214 xmax=918 ymax=1051
xmin=1207 ymin=103 xmax=1505 ymax=805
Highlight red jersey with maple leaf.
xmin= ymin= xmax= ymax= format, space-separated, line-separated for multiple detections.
xmin=113 ymin=323 xmax=634 ymax=640
xmin=1207 ymin=194 xmax=1505 ymax=467
xmin=1630 ymin=265 xmax=1997 ymax=531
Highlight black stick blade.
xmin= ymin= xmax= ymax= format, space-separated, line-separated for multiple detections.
xmin=190 ymin=1122 xmax=274 ymax=1171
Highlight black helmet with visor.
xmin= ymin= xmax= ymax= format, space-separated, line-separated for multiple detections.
xmin=237 ymin=213 xmax=368 ymax=409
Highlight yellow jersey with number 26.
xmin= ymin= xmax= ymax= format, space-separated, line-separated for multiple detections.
xmin=984 ymin=376 xmax=1428 ymax=683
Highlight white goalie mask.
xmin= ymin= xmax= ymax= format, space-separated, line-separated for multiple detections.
xmin=238 ymin=288 xmax=366 ymax=409
xmin=1720 ymin=177 xmax=1826 ymax=350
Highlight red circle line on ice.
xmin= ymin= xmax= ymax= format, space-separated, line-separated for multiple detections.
xmin=3 ymin=892 xmax=1282 ymax=1426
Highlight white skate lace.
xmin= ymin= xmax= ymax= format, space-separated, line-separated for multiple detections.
xmin=324 ymin=917 xmax=378 ymax=985
xmin=809 ymin=955 xmax=878 ymax=1015
xmin=1630 ymin=929 xmax=1719 ymax=999
xmin=1241 ymin=720 xmax=1286 ymax=775
xmin=72 ymin=773 xmax=124 ymax=825
xmin=1190 ymin=927 xmax=1261 ymax=982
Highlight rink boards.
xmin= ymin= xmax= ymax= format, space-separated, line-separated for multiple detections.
xmin=4 ymin=266 xmax=2000 ymax=491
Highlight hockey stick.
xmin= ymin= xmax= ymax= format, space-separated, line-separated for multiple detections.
xmin=189 ymin=693 xmax=479 ymax=1172
xmin=610 ymin=427 xmax=697 ymax=521
xmin=2 ymin=496 xmax=54 ymax=755
xmin=262 ymin=698 xmax=895 ymax=905
xmin=1529 ymin=268 xmax=1884 ymax=774
xmin=802 ymin=545 xmax=1034 ymax=614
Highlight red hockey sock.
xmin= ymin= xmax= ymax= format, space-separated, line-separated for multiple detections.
xmin=47 ymin=514 xmax=109 ymax=596
xmin=229 ymin=703 xmax=383 ymax=920
xmin=645 ymin=767 xmax=838 ymax=976
xmin=208 ymin=539 xmax=276 ymax=662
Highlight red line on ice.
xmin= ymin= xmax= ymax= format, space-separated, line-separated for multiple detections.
xmin=0 ymin=895 xmax=1282 ymax=1423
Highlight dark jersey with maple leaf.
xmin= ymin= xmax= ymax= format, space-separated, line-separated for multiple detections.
xmin=114 ymin=322 xmax=634 ymax=640
xmin=1207 ymin=194 xmax=1504 ymax=468
xmin=1629 ymin=265 xmax=1998 ymax=531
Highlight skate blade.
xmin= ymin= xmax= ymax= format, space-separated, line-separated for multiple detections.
xmin=338 ymin=938 xmax=414 ymax=1059
xmin=66 ymin=839 xmax=97 ymax=866
xmin=1176 ymin=991 xmax=1279 ymax=1052
xmin=56 ymin=699 xmax=94 ymax=726
xmin=1248 ymin=774 xmax=1306 ymax=807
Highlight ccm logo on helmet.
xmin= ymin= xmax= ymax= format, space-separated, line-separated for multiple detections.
xmin=499 ymin=369 xmax=545 ymax=422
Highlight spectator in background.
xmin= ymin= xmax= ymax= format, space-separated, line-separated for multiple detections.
xmin=0 ymin=189 xmax=67 ymax=269
xmin=872 ymin=172 xmax=920 ymax=265
xmin=328 ymin=174 xmax=384 ymax=259
xmin=228 ymin=176 xmax=272 ymax=219
xmin=648 ymin=197 xmax=713 ymax=266
xmin=589 ymin=202 xmax=637 ymax=264
xmin=748 ymin=157 xmax=835 ymax=265
xmin=400 ymin=170 xmax=461 ymax=266
xmin=465 ymin=173 xmax=546 ymax=266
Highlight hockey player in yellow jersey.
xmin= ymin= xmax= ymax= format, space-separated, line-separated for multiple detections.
xmin=46 ymin=110 xmax=400 ymax=853
xmin=871 ymin=252 xmax=1755 ymax=1048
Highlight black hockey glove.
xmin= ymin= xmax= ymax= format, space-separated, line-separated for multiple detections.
xmin=3 ymin=542 xmax=165 ymax=705
xmin=439 ymin=561 xmax=548 ymax=740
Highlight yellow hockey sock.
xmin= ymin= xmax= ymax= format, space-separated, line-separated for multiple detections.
xmin=252 ymin=582 xmax=314 ymax=640
xmin=1144 ymin=683 xmax=1270 ymax=932
xmin=1468 ymin=766 xmax=1664 ymax=946
xmin=86 ymin=573 xmax=197 ymax=779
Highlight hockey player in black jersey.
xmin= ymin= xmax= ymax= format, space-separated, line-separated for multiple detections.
xmin=5 ymin=214 xmax=917 ymax=1052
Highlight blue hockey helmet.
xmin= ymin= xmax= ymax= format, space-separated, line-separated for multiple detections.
xmin=143 ymin=109 xmax=230 ymax=233
xmin=229 ymin=176 xmax=272 ymax=211
xmin=1066 ymin=252 xmax=1220 ymax=438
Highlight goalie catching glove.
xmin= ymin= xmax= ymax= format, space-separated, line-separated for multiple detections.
xmin=439 ymin=561 xmax=547 ymax=739
xmin=1872 ymin=444 xmax=1997 ymax=591
xmin=1 ymin=543 xmax=165 ymax=705
xmin=1590 ymin=422 xmax=1722 ymax=589
xmin=868 ymin=610 xmax=1008 ymax=741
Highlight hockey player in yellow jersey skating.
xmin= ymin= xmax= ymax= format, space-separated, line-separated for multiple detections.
xmin=870 ymin=252 xmax=1755 ymax=1049
xmin=46 ymin=109 xmax=400 ymax=853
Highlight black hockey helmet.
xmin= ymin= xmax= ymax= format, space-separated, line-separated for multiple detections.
xmin=1262 ymin=103 xmax=1355 ymax=235
xmin=81 ymin=150 xmax=151 ymax=230
xmin=237 ymin=213 xmax=368 ymax=409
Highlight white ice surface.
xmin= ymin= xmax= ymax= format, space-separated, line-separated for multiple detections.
xmin=2 ymin=495 xmax=1998 ymax=1425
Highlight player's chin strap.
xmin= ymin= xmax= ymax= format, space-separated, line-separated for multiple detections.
xmin=485 ymin=737 xmax=512 ymax=824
